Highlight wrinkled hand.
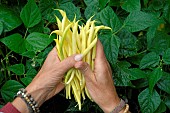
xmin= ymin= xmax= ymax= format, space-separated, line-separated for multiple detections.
xmin=25 ymin=47 xmax=78 ymax=106
xmin=75 ymin=40 xmax=121 ymax=113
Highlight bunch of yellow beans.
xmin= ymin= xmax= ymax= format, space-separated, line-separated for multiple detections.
xmin=51 ymin=9 xmax=111 ymax=110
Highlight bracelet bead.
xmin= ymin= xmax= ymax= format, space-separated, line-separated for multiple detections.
xmin=16 ymin=88 xmax=40 ymax=113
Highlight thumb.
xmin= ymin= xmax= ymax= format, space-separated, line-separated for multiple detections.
xmin=74 ymin=61 xmax=96 ymax=83
xmin=59 ymin=54 xmax=83 ymax=73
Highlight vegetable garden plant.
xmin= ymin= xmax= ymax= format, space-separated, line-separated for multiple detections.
xmin=0 ymin=0 xmax=170 ymax=113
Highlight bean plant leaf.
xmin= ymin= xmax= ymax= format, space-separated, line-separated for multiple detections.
xmin=25 ymin=32 xmax=53 ymax=52
xmin=162 ymin=48 xmax=170 ymax=64
xmin=59 ymin=2 xmax=81 ymax=21
xmin=21 ymin=77 xmax=33 ymax=86
xmin=125 ymin=68 xmax=147 ymax=80
xmin=96 ymin=6 xmax=122 ymax=33
xmin=28 ymin=21 xmax=44 ymax=33
xmin=165 ymin=96 xmax=170 ymax=109
xmin=139 ymin=52 xmax=160 ymax=69
xmin=8 ymin=64 xmax=25 ymax=75
xmin=113 ymin=61 xmax=134 ymax=87
xmin=149 ymin=31 xmax=170 ymax=55
xmin=0 ymin=33 xmax=26 ymax=54
xmin=99 ymin=0 xmax=110 ymax=9
xmin=21 ymin=51 xmax=36 ymax=58
xmin=84 ymin=1 xmax=99 ymax=19
xmin=124 ymin=11 xmax=161 ymax=32
xmin=39 ymin=0 xmax=56 ymax=23
xmin=26 ymin=68 xmax=37 ymax=78
xmin=84 ymin=0 xmax=98 ymax=6
xmin=99 ymin=33 xmax=120 ymax=65
xmin=1 ymin=80 xmax=24 ymax=102
xmin=121 ymin=0 xmax=141 ymax=12
xmin=39 ymin=0 xmax=56 ymax=15
xmin=109 ymin=1 xmax=120 ymax=6
xmin=20 ymin=0 xmax=41 ymax=28
xmin=0 ymin=21 xmax=3 ymax=35
xmin=0 ymin=5 xmax=22 ymax=32
xmin=138 ymin=88 xmax=161 ymax=113
xmin=118 ymin=29 xmax=137 ymax=57
xmin=149 ymin=67 xmax=162 ymax=93
xmin=157 ymin=72 xmax=170 ymax=94
xmin=154 ymin=101 xmax=167 ymax=113
xmin=147 ymin=25 xmax=157 ymax=49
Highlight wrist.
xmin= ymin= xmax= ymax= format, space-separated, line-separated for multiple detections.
xmin=101 ymin=96 xmax=121 ymax=113
xmin=102 ymin=98 xmax=128 ymax=113
xmin=12 ymin=97 xmax=29 ymax=113
xmin=25 ymin=82 xmax=50 ymax=106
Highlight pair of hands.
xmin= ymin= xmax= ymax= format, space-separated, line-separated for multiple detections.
xmin=13 ymin=40 xmax=121 ymax=113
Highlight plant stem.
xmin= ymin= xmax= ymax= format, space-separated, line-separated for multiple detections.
xmin=21 ymin=28 xmax=29 ymax=63
xmin=23 ymin=28 xmax=28 ymax=39
xmin=113 ymin=24 xmax=125 ymax=35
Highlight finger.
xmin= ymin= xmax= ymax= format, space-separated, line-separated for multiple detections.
xmin=95 ymin=40 xmax=106 ymax=60
xmin=74 ymin=61 xmax=96 ymax=83
xmin=58 ymin=54 xmax=83 ymax=73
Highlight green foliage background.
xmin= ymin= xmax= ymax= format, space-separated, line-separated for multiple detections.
xmin=0 ymin=0 xmax=170 ymax=112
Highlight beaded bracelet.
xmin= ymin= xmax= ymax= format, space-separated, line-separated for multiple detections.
xmin=16 ymin=88 xmax=40 ymax=113
xmin=110 ymin=98 xmax=128 ymax=113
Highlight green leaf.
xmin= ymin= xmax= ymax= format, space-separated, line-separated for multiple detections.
xmin=138 ymin=88 xmax=161 ymax=113
xmin=99 ymin=33 xmax=120 ymax=65
xmin=26 ymin=68 xmax=37 ymax=78
xmin=21 ymin=77 xmax=33 ymax=86
xmin=147 ymin=25 xmax=157 ymax=49
xmin=108 ymin=0 xmax=120 ymax=6
xmin=84 ymin=1 xmax=99 ymax=19
xmin=39 ymin=0 xmax=56 ymax=23
xmin=124 ymin=11 xmax=161 ymax=32
xmin=165 ymin=96 xmax=170 ymax=109
xmin=121 ymin=0 xmax=141 ymax=12
xmin=162 ymin=48 xmax=170 ymax=64
xmin=59 ymin=2 xmax=81 ymax=21
xmin=99 ymin=0 xmax=110 ymax=9
xmin=139 ymin=52 xmax=160 ymax=69
xmin=0 ymin=33 xmax=26 ymax=54
xmin=28 ymin=21 xmax=44 ymax=33
xmin=149 ymin=68 xmax=162 ymax=93
xmin=154 ymin=101 xmax=166 ymax=113
xmin=96 ymin=6 xmax=122 ymax=33
xmin=1 ymin=80 xmax=24 ymax=102
xmin=149 ymin=31 xmax=170 ymax=55
xmin=39 ymin=0 xmax=56 ymax=15
xmin=84 ymin=0 xmax=98 ymax=6
xmin=118 ymin=29 xmax=137 ymax=57
xmin=132 ymin=78 xmax=148 ymax=89
xmin=113 ymin=61 xmax=134 ymax=87
xmin=20 ymin=0 xmax=41 ymax=28
xmin=26 ymin=32 xmax=53 ymax=52
xmin=157 ymin=72 xmax=170 ymax=94
xmin=21 ymin=51 xmax=36 ymax=58
xmin=0 ymin=5 xmax=22 ymax=32
xmin=125 ymin=68 xmax=147 ymax=80
xmin=0 ymin=21 xmax=3 ymax=35
xmin=150 ymin=0 xmax=165 ymax=10
xmin=8 ymin=64 xmax=25 ymax=75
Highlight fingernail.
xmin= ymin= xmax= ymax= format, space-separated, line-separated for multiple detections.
xmin=74 ymin=54 xmax=83 ymax=61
